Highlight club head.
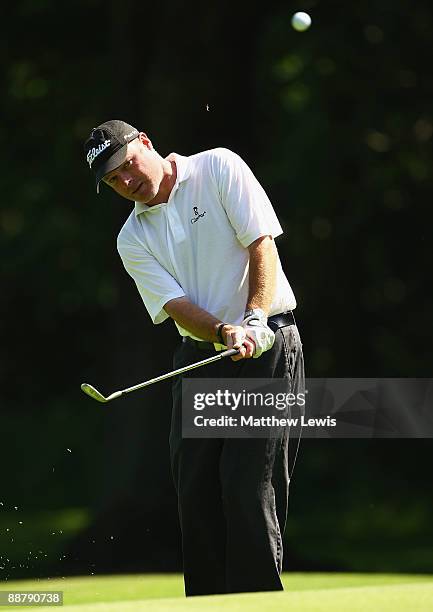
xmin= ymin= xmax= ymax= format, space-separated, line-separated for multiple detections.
xmin=81 ymin=383 xmax=108 ymax=403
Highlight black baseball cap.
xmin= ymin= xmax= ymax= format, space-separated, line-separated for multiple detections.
xmin=84 ymin=120 xmax=139 ymax=193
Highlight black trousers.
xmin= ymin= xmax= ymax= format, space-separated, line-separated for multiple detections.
xmin=170 ymin=320 xmax=304 ymax=596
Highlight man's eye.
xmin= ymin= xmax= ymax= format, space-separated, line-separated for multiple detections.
xmin=124 ymin=160 xmax=132 ymax=168
xmin=108 ymin=176 xmax=117 ymax=184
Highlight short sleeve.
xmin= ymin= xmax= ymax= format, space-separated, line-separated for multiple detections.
xmin=210 ymin=148 xmax=283 ymax=247
xmin=117 ymin=234 xmax=185 ymax=324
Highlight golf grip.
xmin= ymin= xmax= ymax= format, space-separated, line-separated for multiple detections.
xmin=220 ymin=348 xmax=240 ymax=358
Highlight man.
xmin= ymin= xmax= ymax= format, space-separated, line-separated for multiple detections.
xmin=84 ymin=120 xmax=304 ymax=596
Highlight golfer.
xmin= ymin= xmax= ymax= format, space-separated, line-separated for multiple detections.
xmin=84 ymin=120 xmax=305 ymax=596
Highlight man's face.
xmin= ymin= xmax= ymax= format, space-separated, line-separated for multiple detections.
xmin=103 ymin=134 xmax=164 ymax=204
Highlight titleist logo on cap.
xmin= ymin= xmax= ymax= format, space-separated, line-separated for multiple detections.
xmin=87 ymin=140 xmax=111 ymax=168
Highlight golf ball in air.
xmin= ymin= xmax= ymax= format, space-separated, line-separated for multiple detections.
xmin=291 ymin=12 xmax=312 ymax=32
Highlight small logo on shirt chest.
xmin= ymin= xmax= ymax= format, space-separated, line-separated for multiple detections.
xmin=191 ymin=205 xmax=207 ymax=224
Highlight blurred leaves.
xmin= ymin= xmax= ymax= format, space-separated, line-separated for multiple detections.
xmin=1 ymin=0 xmax=433 ymax=579
xmin=256 ymin=0 xmax=433 ymax=376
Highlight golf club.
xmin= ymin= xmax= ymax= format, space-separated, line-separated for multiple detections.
xmin=81 ymin=347 xmax=240 ymax=403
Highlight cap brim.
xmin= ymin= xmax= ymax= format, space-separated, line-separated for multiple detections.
xmin=95 ymin=145 xmax=128 ymax=193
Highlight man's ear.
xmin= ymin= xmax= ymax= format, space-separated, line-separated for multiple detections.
xmin=138 ymin=132 xmax=153 ymax=150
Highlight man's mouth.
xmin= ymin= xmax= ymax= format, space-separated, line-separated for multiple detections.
xmin=131 ymin=182 xmax=142 ymax=196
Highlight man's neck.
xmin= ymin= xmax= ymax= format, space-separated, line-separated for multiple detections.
xmin=148 ymin=158 xmax=177 ymax=206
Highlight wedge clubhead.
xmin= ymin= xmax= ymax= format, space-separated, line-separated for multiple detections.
xmin=80 ymin=383 xmax=123 ymax=403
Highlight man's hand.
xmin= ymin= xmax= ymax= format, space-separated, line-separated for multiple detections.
xmin=220 ymin=324 xmax=256 ymax=361
xmin=241 ymin=308 xmax=275 ymax=358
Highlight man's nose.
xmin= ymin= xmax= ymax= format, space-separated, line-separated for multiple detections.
xmin=120 ymin=173 xmax=131 ymax=189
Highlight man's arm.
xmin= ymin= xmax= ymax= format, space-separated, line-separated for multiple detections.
xmin=163 ymin=297 xmax=255 ymax=360
xmin=163 ymin=298 xmax=223 ymax=343
xmin=245 ymin=235 xmax=277 ymax=314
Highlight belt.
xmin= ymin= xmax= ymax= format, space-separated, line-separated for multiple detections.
xmin=182 ymin=311 xmax=296 ymax=352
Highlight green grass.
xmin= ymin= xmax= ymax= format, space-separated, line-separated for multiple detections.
xmin=0 ymin=573 xmax=432 ymax=611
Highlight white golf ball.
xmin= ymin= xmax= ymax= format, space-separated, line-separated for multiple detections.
xmin=291 ymin=12 xmax=312 ymax=32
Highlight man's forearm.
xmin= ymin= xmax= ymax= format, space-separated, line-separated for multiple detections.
xmin=164 ymin=297 xmax=222 ymax=342
xmin=246 ymin=235 xmax=277 ymax=315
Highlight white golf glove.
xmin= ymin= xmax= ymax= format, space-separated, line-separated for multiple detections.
xmin=242 ymin=309 xmax=275 ymax=358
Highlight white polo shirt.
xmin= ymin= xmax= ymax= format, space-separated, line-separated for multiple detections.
xmin=117 ymin=148 xmax=296 ymax=340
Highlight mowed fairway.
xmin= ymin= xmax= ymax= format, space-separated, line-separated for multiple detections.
xmin=1 ymin=573 xmax=432 ymax=611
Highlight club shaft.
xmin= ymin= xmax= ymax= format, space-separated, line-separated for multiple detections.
xmin=120 ymin=348 xmax=239 ymax=397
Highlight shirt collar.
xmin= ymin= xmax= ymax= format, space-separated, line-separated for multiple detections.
xmin=134 ymin=153 xmax=191 ymax=216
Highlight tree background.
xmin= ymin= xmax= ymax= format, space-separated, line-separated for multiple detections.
xmin=1 ymin=0 xmax=432 ymax=579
